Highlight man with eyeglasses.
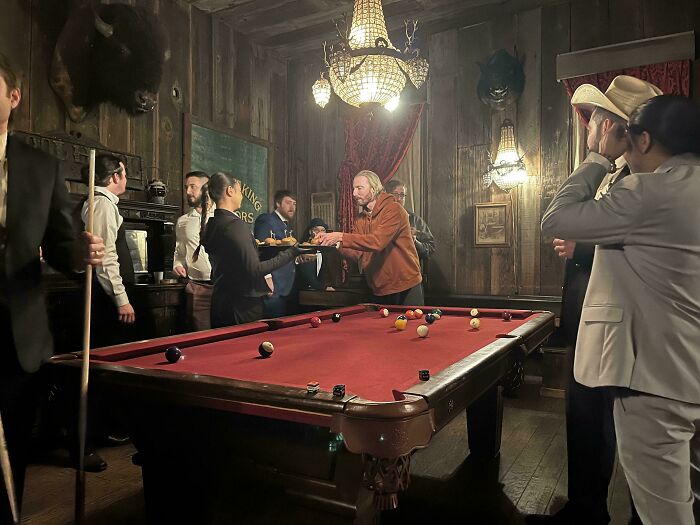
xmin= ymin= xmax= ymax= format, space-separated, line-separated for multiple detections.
xmin=384 ymin=179 xmax=435 ymax=275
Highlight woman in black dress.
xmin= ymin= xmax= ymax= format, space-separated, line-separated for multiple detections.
xmin=194 ymin=172 xmax=303 ymax=327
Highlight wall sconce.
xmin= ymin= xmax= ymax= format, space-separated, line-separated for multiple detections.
xmin=485 ymin=119 xmax=527 ymax=192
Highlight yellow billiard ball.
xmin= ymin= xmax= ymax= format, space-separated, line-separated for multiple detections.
xmin=394 ymin=318 xmax=408 ymax=330
xmin=470 ymin=318 xmax=481 ymax=330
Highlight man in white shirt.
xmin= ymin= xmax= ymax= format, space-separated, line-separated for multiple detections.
xmin=173 ymin=171 xmax=214 ymax=331
xmin=81 ymin=155 xmax=135 ymax=346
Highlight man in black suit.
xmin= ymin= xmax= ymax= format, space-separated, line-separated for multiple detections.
xmin=0 ymin=52 xmax=104 ymax=523
xmin=254 ymin=189 xmax=297 ymax=317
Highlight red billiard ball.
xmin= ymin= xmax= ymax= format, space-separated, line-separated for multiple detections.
xmin=405 ymin=310 xmax=416 ymax=320
xmin=310 ymin=316 xmax=322 ymax=328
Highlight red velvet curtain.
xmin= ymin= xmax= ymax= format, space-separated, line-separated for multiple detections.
xmin=562 ymin=60 xmax=691 ymax=123
xmin=338 ymin=103 xmax=424 ymax=232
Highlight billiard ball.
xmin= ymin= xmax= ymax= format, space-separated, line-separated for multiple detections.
xmin=394 ymin=317 xmax=408 ymax=330
xmin=414 ymin=308 xmax=424 ymax=319
xmin=433 ymin=313 xmax=441 ymax=321
xmin=502 ymin=311 xmax=512 ymax=321
xmin=405 ymin=310 xmax=416 ymax=320
xmin=380 ymin=308 xmax=389 ymax=317
xmin=258 ymin=341 xmax=274 ymax=358
xmin=470 ymin=318 xmax=481 ymax=330
xmin=425 ymin=313 xmax=436 ymax=324
xmin=417 ymin=324 xmax=429 ymax=338
xmin=331 ymin=313 xmax=342 ymax=323
xmin=310 ymin=316 xmax=322 ymax=328
xmin=470 ymin=308 xmax=479 ymax=317
xmin=165 ymin=346 xmax=182 ymax=363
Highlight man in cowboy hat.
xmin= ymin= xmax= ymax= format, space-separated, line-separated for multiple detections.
xmin=527 ymin=75 xmax=661 ymax=525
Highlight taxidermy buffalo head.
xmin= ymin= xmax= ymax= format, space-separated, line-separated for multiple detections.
xmin=50 ymin=1 xmax=169 ymax=122
xmin=477 ymin=49 xmax=524 ymax=111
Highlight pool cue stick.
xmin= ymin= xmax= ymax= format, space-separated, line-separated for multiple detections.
xmin=0 ymin=413 xmax=19 ymax=524
xmin=75 ymin=148 xmax=96 ymax=524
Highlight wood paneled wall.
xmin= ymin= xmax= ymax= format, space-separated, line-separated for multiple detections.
xmin=426 ymin=0 xmax=700 ymax=297
xmin=1 ymin=0 xmax=287 ymax=209
xmin=285 ymin=0 xmax=699 ymax=297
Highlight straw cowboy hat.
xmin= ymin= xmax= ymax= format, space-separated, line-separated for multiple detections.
xmin=571 ymin=75 xmax=663 ymax=121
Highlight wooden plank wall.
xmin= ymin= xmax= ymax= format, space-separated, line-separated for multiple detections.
xmin=424 ymin=0 xmax=700 ymax=297
xmin=1 ymin=0 xmax=288 ymax=210
xmin=282 ymin=0 xmax=698 ymax=298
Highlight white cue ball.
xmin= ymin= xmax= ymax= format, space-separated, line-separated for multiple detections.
xmin=470 ymin=308 xmax=479 ymax=317
xmin=470 ymin=318 xmax=481 ymax=330
xmin=381 ymin=308 xmax=389 ymax=317
xmin=417 ymin=324 xmax=429 ymax=338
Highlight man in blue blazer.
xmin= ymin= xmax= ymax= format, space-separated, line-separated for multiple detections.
xmin=254 ymin=190 xmax=297 ymax=317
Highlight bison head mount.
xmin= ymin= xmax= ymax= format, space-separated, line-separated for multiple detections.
xmin=477 ymin=49 xmax=524 ymax=111
xmin=51 ymin=1 xmax=170 ymax=122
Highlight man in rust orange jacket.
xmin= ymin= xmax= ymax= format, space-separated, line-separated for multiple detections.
xmin=319 ymin=170 xmax=423 ymax=305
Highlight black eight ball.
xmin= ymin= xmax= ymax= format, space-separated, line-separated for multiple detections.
xmin=331 ymin=313 xmax=342 ymax=323
xmin=165 ymin=346 xmax=182 ymax=363
xmin=425 ymin=313 xmax=436 ymax=324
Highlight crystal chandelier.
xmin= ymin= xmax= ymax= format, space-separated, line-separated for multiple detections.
xmin=312 ymin=0 xmax=429 ymax=110
xmin=485 ymin=120 xmax=528 ymax=192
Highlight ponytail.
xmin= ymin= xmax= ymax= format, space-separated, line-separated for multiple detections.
xmin=192 ymin=171 xmax=240 ymax=261
xmin=193 ymin=183 xmax=209 ymax=262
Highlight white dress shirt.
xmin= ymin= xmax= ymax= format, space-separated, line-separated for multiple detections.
xmin=173 ymin=206 xmax=214 ymax=281
xmin=0 ymin=132 xmax=8 ymax=227
xmin=82 ymin=186 xmax=129 ymax=307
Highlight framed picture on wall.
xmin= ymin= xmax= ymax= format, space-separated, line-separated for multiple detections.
xmin=474 ymin=202 xmax=510 ymax=247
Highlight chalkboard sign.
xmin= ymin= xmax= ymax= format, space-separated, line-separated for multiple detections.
xmin=184 ymin=115 xmax=269 ymax=225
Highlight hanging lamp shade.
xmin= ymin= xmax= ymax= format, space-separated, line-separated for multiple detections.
xmin=312 ymin=75 xmax=332 ymax=108
xmin=486 ymin=119 xmax=528 ymax=191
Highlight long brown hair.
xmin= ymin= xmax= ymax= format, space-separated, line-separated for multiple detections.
xmin=193 ymin=171 xmax=240 ymax=261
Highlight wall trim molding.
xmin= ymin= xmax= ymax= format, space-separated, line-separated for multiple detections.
xmin=556 ymin=31 xmax=696 ymax=81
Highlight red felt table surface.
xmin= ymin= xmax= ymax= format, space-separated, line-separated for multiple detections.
xmin=100 ymin=309 xmax=533 ymax=402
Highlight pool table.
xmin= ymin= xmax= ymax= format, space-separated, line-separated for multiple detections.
xmin=50 ymin=305 xmax=554 ymax=524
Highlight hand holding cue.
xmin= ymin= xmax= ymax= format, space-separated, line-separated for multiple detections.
xmin=76 ymin=149 xmax=96 ymax=524
xmin=0 ymin=413 xmax=19 ymax=524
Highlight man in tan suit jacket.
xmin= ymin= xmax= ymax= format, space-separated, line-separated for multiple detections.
xmin=542 ymin=95 xmax=700 ymax=525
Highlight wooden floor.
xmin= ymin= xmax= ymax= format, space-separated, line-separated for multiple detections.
xmin=20 ymin=382 xmax=633 ymax=524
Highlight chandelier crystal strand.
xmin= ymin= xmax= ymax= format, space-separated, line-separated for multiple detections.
xmin=349 ymin=0 xmax=395 ymax=49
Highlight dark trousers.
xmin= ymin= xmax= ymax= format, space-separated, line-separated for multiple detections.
xmin=373 ymin=282 xmax=424 ymax=306
xmin=0 ymin=306 xmax=43 ymax=525
xmin=263 ymin=293 xmax=293 ymax=318
xmin=211 ymin=295 xmax=264 ymax=328
xmin=565 ymin=347 xmax=641 ymax=524
xmin=565 ymin=346 xmax=616 ymax=523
